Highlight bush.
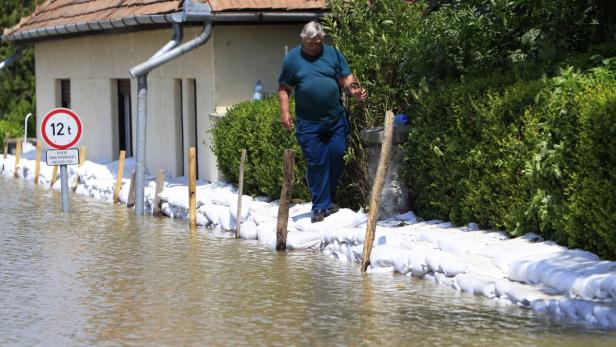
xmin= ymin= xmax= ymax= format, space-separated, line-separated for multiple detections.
xmin=521 ymin=64 xmax=616 ymax=258
xmin=211 ymin=96 xmax=309 ymax=200
xmin=404 ymin=71 xmax=544 ymax=230
xmin=403 ymin=64 xmax=616 ymax=259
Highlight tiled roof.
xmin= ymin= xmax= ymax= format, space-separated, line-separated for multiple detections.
xmin=210 ymin=0 xmax=327 ymax=11
xmin=3 ymin=0 xmax=328 ymax=39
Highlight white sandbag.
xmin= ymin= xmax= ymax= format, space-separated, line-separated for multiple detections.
xmin=494 ymin=279 xmax=546 ymax=307
xmin=407 ymin=246 xmax=430 ymax=276
xmin=256 ymin=220 xmax=277 ymax=249
xmin=453 ymin=273 xmax=497 ymax=298
xmin=229 ymin=195 xmax=252 ymax=222
xmin=433 ymin=271 xmax=456 ymax=289
xmin=239 ymin=219 xmax=258 ymax=239
xmin=287 ymin=231 xmax=322 ymax=250
xmin=369 ymin=246 xmax=412 ymax=274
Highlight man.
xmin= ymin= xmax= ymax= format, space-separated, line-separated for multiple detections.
xmin=278 ymin=21 xmax=367 ymax=223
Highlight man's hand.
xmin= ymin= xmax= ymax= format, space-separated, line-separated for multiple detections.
xmin=340 ymin=74 xmax=368 ymax=102
xmin=281 ymin=112 xmax=293 ymax=130
xmin=350 ymin=84 xmax=368 ymax=101
xmin=277 ymin=84 xmax=294 ymax=131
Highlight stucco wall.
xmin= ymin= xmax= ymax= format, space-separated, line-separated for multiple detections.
xmin=213 ymin=25 xmax=302 ymax=108
xmin=35 ymin=26 xmax=214 ymax=178
xmin=34 ymin=23 xmax=303 ymax=181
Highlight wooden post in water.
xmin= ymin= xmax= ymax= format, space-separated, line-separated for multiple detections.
xmin=276 ymin=149 xmax=295 ymax=251
xmin=71 ymin=145 xmax=86 ymax=191
xmin=188 ymin=147 xmax=197 ymax=227
xmin=2 ymin=134 xmax=8 ymax=159
xmin=79 ymin=145 xmax=86 ymax=166
xmin=50 ymin=166 xmax=58 ymax=187
xmin=127 ymin=170 xmax=136 ymax=208
xmin=361 ymin=110 xmax=395 ymax=272
xmin=235 ymin=149 xmax=247 ymax=238
xmin=113 ymin=150 xmax=126 ymax=203
xmin=34 ymin=141 xmax=41 ymax=184
xmin=13 ymin=139 xmax=21 ymax=178
xmin=152 ymin=169 xmax=165 ymax=217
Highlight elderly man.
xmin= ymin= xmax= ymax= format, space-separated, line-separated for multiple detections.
xmin=278 ymin=21 xmax=367 ymax=223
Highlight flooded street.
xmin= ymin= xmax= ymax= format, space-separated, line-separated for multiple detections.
xmin=1 ymin=176 xmax=615 ymax=346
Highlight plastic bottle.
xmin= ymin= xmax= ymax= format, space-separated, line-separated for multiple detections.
xmin=394 ymin=113 xmax=408 ymax=125
xmin=253 ymin=80 xmax=263 ymax=101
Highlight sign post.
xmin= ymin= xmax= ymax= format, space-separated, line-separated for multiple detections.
xmin=41 ymin=108 xmax=83 ymax=213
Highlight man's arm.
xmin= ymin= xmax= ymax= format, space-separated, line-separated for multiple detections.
xmin=278 ymin=84 xmax=294 ymax=130
xmin=338 ymin=74 xmax=367 ymax=101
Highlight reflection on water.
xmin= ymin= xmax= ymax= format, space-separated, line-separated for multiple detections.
xmin=1 ymin=177 xmax=615 ymax=346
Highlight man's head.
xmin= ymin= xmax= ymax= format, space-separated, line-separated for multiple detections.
xmin=300 ymin=21 xmax=324 ymax=56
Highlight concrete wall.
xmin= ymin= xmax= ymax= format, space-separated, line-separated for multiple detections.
xmin=34 ymin=23 xmax=303 ymax=181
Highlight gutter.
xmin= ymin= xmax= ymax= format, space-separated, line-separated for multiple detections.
xmin=1 ymin=12 xmax=324 ymax=44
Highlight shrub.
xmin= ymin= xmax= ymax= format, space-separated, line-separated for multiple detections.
xmin=521 ymin=64 xmax=616 ymax=258
xmin=211 ymin=96 xmax=309 ymax=200
xmin=403 ymin=64 xmax=616 ymax=259
xmin=403 ymin=71 xmax=544 ymax=230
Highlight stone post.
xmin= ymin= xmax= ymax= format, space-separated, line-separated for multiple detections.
xmin=360 ymin=124 xmax=411 ymax=220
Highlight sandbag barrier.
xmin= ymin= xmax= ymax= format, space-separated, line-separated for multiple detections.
xmin=2 ymin=146 xmax=616 ymax=329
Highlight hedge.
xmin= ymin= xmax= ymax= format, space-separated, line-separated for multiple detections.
xmin=404 ymin=64 xmax=616 ymax=258
xmin=210 ymin=97 xmax=310 ymax=201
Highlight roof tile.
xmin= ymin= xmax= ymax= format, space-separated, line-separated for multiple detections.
xmin=3 ymin=0 xmax=328 ymax=39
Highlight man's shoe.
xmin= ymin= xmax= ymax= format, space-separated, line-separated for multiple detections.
xmin=325 ymin=203 xmax=340 ymax=216
xmin=311 ymin=209 xmax=325 ymax=223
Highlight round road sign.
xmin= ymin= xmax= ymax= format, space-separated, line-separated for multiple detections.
xmin=41 ymin=108 xmax=83 ymax=150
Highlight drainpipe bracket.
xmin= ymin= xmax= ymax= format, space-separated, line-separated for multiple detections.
xmin=174 ymin=0 xmax=212 ymax=23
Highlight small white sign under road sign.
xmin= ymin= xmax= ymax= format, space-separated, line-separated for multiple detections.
xmin=46 ymin=149 xmax=79 ymax=166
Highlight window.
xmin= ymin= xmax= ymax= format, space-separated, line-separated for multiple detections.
xmin=55 ymin=79 xmax=70 ymax=108
xmin=117 ymin=79 xmax=132 ymax=157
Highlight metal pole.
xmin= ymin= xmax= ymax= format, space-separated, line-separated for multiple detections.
xmin=60 ymin=165 xmax=70 ymax=213
xmin=23 ymin=113 xmax=32 ymax=143
xmin=135 ymin=75 xmax=148 ymax=215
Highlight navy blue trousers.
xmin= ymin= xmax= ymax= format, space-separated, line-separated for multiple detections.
xmin=296 ymin=116 xmax=348 ymax=212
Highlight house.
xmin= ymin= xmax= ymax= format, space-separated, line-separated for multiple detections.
xmin=2 ymin=0 xmax=327 ymax=182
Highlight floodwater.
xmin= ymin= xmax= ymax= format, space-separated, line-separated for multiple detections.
xmin=1 ymin=176 xmax=615 ymax=346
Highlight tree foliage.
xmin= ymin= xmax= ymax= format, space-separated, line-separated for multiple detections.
xmin=325 ymin=0 xmax=616 ymax=258
xmin=0 ymin=0 xmax=39 ymax=144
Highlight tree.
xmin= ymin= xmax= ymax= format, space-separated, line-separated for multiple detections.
xmin=0 ymin=0 xmax=39 ymax=144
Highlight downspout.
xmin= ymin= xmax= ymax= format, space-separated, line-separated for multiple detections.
xmin=129 ymin=1 xmax=211 ymax=215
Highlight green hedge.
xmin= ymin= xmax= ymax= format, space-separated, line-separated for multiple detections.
xmin=211 ymin=97 xmax=310 ymax=200
xmin=404 ymin=64 xmax=616 ymax=258
xmin=522 ymin=65 xmax=616 ymax=257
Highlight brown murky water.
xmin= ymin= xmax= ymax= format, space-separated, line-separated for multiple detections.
xmin=1 ymin=176 xmax=615 ymax=346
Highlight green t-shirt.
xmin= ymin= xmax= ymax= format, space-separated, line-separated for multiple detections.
xmin=278 ymin=44 xmax=351 ymax=123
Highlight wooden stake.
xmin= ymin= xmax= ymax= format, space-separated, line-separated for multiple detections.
xmin=113 ymin=150 xmax=126 ymax=203
xmin=13 ymin=139 xmax=21 ymax=178
xmin=276 ymin=149 xmax=295 ymax=251
xmin=127 ymin=170 xmax=136 ymax=208
xmin=152 ymin=169 xmax=165 ymax=217
xmin=50 ymin=165 xmax=58 ymax=187
xmin=79 ymin=145 xmax=86 ymax=167
xmin=71 ymin=145 xmax=87 ymax=191
xmin=2 ymin=134 xmax=7 ymax=159
xmin=235 ymin=149 xmax=247 ymax=238
xmin=34 ymin=141 xmax=41 ymax=184
xmin=188 ymin=147 xmax=197 ymax=227
xmin=361 ymin=110 xmax=395 ymax=272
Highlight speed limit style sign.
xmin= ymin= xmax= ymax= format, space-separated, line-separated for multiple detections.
xmin=41 ymin=108 xmax=83 ymax=150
